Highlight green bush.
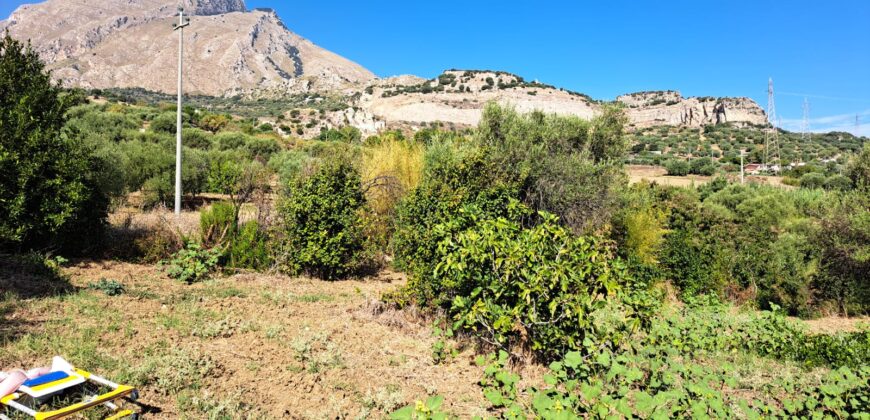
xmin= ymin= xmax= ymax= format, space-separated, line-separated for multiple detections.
xmin=244 ymin=137 xmax=281 ymax=159
xmin=845 ymin=142 xmax=870 ymax=189
xmin=800 ymin=172 xmax=826 ymax=189
xmin=182 ymin=128 xmax=214 ymax=150
xmin=214 ymin=132 xmax=250 ymax=150
xmin=0 ymin=34 xmax=109 ymax=251
xmin=150 ymin=112 xmax=186 ymax=134
xmin=318 ymin=126 xmax=362 ymax=143
xmin=824 ymin=174 xmax=852 ymax=191
xmin=433 ymin=209 xmax=647 ymax=360
xmin=665 ymin=159 xmax=690 ymax=176
xmin=392 ymin=141 xmax=519 ymax=288
xmin=277 ymin=161 xmax=369 ymax=279
xmin=689 ymin=157 xmax=716 ymax=175
xmin=812 ymin=194 xmax=870 ymax=315
xmin=478 ymin=103 xmax=627 ymax=232
xmin=200 ymin=201 xmax=235 ymax=247
xmin=228 ymin=221 xmax=271 ymax=271
xmin=268 ymin=150 xmax=310 ymax=186
xmin=162 ymin=243 xmax=222 ymax=284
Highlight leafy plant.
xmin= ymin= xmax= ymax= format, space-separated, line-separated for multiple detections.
xmin=0 ymin=33 xmax=110 ymax=252
xmin=162 ymin=243 xmax=223 ymax=284
xmin=389 ymin=396 xmax=448 ymax=420
xmin=277 ymin=161 xmax=370 ymax=279
xmin=87 ymin=278 xmax=125 ymax=296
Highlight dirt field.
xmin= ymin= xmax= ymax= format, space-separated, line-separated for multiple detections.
xmin=2 ymin=257 xmax=866 ymax=418
xmin=627 ymin=165 xmax=790 ymax=188
xmin=0 ymin=261 xmax=501 ymax=419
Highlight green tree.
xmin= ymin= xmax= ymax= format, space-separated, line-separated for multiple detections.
xmin=278 ymin=161 xmax=369 ymax=279
xmin=0 ymin=34 xmax=108 ymax=251
xmin=845 ymin=142 xmax=870 ymax=189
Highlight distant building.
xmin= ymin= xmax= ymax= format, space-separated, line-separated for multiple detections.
xmin=744 ymin=164 xmax=763 ymax=174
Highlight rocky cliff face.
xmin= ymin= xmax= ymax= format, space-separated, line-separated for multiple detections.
xmin=0 ymin=0 xmax=374 ymax=96
xmin=617 ymin=91 xmax=767 ymax=129
xmin=360 ymin=70 xmax=599 ymax=128
xmin=355 ymin=72 xmax=767 ymax=131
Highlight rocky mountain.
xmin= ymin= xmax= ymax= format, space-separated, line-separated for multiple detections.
xmin=1 ymin=1 xmax=767 ymax=133
xmin=356 ymin=71 xmax=767 ymax=131
xmin=616 ymin=91 xmax=767 ymax=129
xmin=0 ymin=0 xmax=375 ymax=96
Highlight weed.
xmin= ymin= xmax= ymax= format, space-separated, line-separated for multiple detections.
xmin=87 ymin=278 xmax=125 ymax=296
xmin=191 ymin=318 xmax=250 ymax=339
xmin=363 ymin=384 xmax=405 ymax=413
xmin=290 ymin=331 xmax=345 ymax=373
xmin=161 ymin=243 xmax=223 ymax=284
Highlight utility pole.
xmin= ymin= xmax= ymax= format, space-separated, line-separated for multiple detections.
xmin=173 ymin=6 xmax=190 ymax=215
xmin=801 ymin=97 xmax=810 ymax=142
xmin=740 ymin=150 xmax=745 ymax=184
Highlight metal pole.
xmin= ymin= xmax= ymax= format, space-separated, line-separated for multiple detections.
xmin=740 ymin=150 xmax=744 ymax=184
xmin=174 ymin=7 xmax=189 ymax=215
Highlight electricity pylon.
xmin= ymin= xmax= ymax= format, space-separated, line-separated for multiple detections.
xmin=763 ymin=78 xmax=781 ymax=172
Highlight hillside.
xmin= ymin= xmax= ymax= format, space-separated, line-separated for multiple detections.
xmin=1 ymin=2 xmax=768 ymax=132
xmin=0 ymin=0 xmax=375 ymax=96
xmin=359 ymin=70 xmax=767 ymax=130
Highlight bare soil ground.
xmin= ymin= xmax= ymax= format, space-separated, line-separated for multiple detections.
xmin=2 ymin=258 xmax=864 ymax=418
xmin=0 ymin=262 xmax=496 ymax=419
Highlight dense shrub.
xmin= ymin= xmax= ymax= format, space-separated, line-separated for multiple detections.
xmin=433 ymin=209 xmax=649 ymax=359
xmin=214 ymin=132 xmax=250 ymax=150
xmin=150 ymin=112 xmax=186 ymax=134
xmin=800 ymin=172 xmax=827 ymax=189
xmin=182 ymin=128 xmax=214 ymax=150
xmin=268 ymin=150 xmax=311 ymax=186
xmin=244 ymin=137 xmax=281 ymax=159
xmin=824 ymin=174 xmax=852 ymax=191
xmin=845 ymin=142 xmax=870 ymax=189
xmin=228 ymin=221 xmax=271 ymax=271
xmin=478 ymin=103 xmax=627 ymax=232
xmin=812 ymin=194 xmax=870 ymax=315
xmin=392 ymin=140 xmax=519 ymax=284
xmin=664 ymin=159 xmax=690 ymax=176
xmin=318 ymin=126 xmax=362 ymax=143
xmin=277 ymin=161 xmax=369 ymax=279
xmin=0 ymin=34 xmax=110 ymax=251
xmin=689 ymin=157 xmax=716 ymax=175
xmin=200 ymin=202 xmax=235 ymax=247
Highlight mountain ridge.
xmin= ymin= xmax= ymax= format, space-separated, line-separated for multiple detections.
xmin=1 ymin=0 xmax=769 ymax=131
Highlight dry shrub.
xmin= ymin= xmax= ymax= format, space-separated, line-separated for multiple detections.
xmin=360 ymin=139 xmax=424 ymax=250
xmin=105 ymin=206 xmax=189 ymax=262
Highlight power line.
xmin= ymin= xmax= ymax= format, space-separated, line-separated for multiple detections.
xmin=778 ymin=91 xmax=870 ymax=103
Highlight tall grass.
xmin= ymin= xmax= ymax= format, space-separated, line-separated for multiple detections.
xmin=360 ymin=139 xmax=424 ymax=251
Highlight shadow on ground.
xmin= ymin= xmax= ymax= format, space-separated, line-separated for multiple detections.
xmin=1 ymin=254 xmax=76 ymax=343
xmin=0 ymin=253 xmax=75 ymax=299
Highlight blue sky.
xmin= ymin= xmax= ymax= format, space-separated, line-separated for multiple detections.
xmin=2 ymin=0 xmax=869 ymax=135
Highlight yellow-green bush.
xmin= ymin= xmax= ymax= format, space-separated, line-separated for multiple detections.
xmin=360 ymin=138 xmax=424 ymax=250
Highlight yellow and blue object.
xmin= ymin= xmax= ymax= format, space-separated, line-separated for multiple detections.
xmin=1 ymin=357 xmax=139 ymax=420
